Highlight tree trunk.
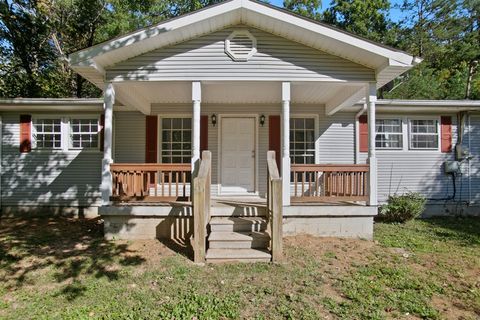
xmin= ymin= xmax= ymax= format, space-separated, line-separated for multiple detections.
xmin=465 ymin=60 xmax=478 ymax=99
xmin=76 ymin=74 xmax=84 ymax=98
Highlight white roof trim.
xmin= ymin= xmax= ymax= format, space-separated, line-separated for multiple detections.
xmin=68 ymin=0 xmax=421 ymax=115
xmin=349 ymin=99 xmax=480 ymax=113
xmin=69 ymin=0 xmax=418 ymax=71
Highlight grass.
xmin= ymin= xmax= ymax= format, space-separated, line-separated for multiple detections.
xmin=0 ymin=217 xmax=479 ymax=319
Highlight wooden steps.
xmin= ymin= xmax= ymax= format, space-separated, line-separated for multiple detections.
xmin=206 ymin=216 xmax=271 ymax=263
xmin=206 ymin=248 xmax=271 ymax=263
xmin=209 ymin=231 xmax=270 ymax=249
xmin=209 ymin=217 xmax=267 ymax=232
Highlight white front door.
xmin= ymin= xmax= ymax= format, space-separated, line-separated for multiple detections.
xmin=220 ymin=117 xmax=256 ymax=194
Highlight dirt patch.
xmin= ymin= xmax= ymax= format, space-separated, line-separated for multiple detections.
xmin=285 ymin=234 xmax=375 ymax=264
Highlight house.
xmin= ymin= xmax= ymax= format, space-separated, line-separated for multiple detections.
xmin=1 ymin=0 xmax=480 ymax=262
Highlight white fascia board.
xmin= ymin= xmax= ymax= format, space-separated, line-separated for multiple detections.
xmin=347 ymin=99 xmax=480 ymax=113
xmin=242 ymin=1 xmax=416 ymax=67
xmin=0 ymin=99 xmax=103 ymax=112
xmin=376 ymin=99 xmax=480 ymax=107
xmin=70 ymin=0 xmax=416 ymax=72
xmin=69 ymin=0 xmax=242 ymax=66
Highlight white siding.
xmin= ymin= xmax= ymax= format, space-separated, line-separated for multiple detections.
xmin=106 ymin=26 xmax=375 ymax=82
xmin=1 ymin=113 xmax=102 ymax=207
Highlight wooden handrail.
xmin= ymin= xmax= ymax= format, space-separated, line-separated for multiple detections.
xmin=291 ymin=163 xmax=369 ymax=202
xmin=110 ymin=163 xmax=191 ymax=171
xmin=193 ymin=151 xmax=211 ymax=263
xmin=267 ymin=151 xmax=283 ymax=262
xmin=291 ymin=164 xmax=370 ymax=172
xmin=110 ymin=163 xmax=191 ymax=202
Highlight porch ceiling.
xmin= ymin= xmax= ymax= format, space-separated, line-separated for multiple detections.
xmin=114 ymin=81 xmax=363 ymax=105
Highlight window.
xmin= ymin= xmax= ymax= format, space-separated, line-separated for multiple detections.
xmin=375 ymin=119 xmax=403 ymax=149
xmin=161 ymin=118 xmax=192 ymax=163
xmin=33 ymin=118 xmax=62 ymax=149
xmin=70 ymin=118 xmax=99 ymax=149
xmin=290 ymin=118 xmax=315 ymax=164
xmin=409 ymin=119 xmax=439 ymax=149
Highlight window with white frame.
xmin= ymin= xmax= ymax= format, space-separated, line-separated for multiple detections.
xmin=32 ymin=118 xmax=62 ymax=149
xmin=375 ymin=119 xmax=403 ymax=149
xmin=409 ymin=119 xmax=439 ymax=149
xmin=70 ymin=118 xmax=100 ymax=149
xmin=290 ymin=118 xmax=315 ymax=164
xmin=161 ymin=118 xmax=192 ymax=163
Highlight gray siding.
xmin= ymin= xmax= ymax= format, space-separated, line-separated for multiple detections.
xmin=106 ymin=26 xmax=375 ymax=82
xmin=1 ymin=113 xmax=102 ymax=208
xmin=463 ymin=115 xmax=480 ymax=203
xmin=3 ymin=107 xmax=478 ymax=209
xmin=357 ymin=114 xmax=475 ymax=203
xmin=114 ymin=112 xmax=146 ymax=163
xmin=146 ymin=104 xmax=351 ymax=196
xmin=318 ymin=112 xmax=355 ymax=164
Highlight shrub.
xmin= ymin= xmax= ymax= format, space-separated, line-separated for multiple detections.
xmin=379 ymin=192 xmax=427 ymax=223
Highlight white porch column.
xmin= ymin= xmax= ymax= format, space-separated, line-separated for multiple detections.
xmin=192 ymin=81 xmax=201 ymax=174
xmin=367 ymin=82 xmax=378 ymax=206
xmin=101 ymin=82 xmax=115 ymax=205
xmin=282 ymin=82 xmax=291 ymax=206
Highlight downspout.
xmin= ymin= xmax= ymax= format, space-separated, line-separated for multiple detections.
xmin=354 ymin=103 xmax=367 ymax=164
xmin=0 ymin=115 xmax=2 ymax=211
xmin=468 ymin=113 xmax=472 ymax=204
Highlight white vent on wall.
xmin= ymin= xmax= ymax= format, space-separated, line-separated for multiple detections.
xmin=225 ymin=30 xmax=257 ymax=62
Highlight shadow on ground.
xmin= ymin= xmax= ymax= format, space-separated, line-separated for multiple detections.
xmin=0 ymin=217 xmax=146 ymax=300
xmin=421 ymin=217 xmax=480 ymax=246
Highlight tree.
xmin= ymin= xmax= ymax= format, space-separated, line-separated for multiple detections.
xmin=283 ymin=0 xmax=322 ymax=20
xmin=0 ymin=0 xmax=57 ymax=97
xmin=387 ymin=0 xmax=480 ymax=100
xmin=431 ymin=0 xmax=479 ymax=99
xmin=322 ymin=0 xmax=391 ymax=43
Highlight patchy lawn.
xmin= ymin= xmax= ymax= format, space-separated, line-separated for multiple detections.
xmin=0 ymin=217 xmax=478 ymax=319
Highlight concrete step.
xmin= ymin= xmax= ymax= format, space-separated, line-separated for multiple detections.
xmin=208 ymin=231 xmax=270 ymax=249
xmin=210 ymin=205 xmax=267 ymax=217
xmin=209 ymin=217 xmax=267 ymax=232
xmin=206 ymin=248 xmax=271 ymax=263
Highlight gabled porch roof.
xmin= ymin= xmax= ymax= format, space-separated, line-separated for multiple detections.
xmin=68 ymin=0 xmax=420 ymax=115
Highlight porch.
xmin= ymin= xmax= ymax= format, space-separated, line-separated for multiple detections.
xmin=100 ymin=151 xmax=376 ymax=263
xmin=99 ymin=81 xmax=379 ymax=263
xmin=107 ymin=162 xmax=370 ymax=205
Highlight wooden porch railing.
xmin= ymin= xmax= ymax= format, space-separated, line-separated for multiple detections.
xmin=110 ymin=163 xmax=191 ymax=202
xmin=267 ymin=151 xmax=283 ymax=262
xmin=193 ymin=151 xmax=211 ymax=263
xmin=291 ymin=164 xmax=369 ymax=202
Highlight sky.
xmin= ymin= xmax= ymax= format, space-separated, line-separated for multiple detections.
xmin=268 ymin=0 xmax=408 ymax=23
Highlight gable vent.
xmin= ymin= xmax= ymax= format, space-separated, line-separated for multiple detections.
xmin=225 ymin=30 xmax=257 ymax=62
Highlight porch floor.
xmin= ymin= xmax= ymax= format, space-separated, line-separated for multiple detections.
xmin=107 ymin=196 xmax=367 ymax=207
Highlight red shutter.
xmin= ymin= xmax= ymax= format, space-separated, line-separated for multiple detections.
xmin=200 ymin=115 xmax=208 ymax=157
xmin=19 ymin=114 xmax=32 ymax=153
xmin=269 ymin=115 xmax=281 ymax=168
xmin=99 ymin=114 xmax=105 ymax=152
xmin=359 ymin=115 xmax=368 ymax=153
xmin=441 ymin=116 xmax=452 ymax=153
xmin=145 ymin=116 xmax=158 ymax=163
